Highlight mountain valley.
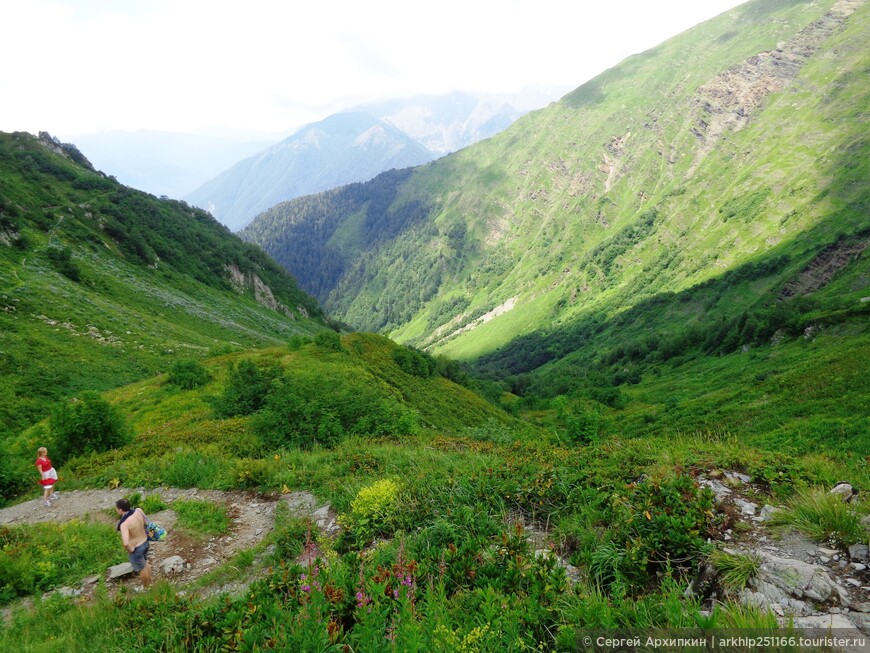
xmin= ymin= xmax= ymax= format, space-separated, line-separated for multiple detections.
xmin=1 ymin=0 xmax=868 ymax=649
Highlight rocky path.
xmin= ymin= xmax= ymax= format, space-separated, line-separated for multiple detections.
xmin=0 ymin=487 xmax=339 ymax=604
xmin=697 ymin=473 xmax=870 ymax=645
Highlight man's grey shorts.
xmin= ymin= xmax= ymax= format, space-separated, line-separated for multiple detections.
xmin=129 ymin=541 xmax=150 ymax=571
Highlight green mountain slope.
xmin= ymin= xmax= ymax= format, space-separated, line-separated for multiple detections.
xmin=0 ymin=329 xmax=530 ymax=503
xmin=242 ymin=0 xmax=868 ymax=364
xmin=0 ymin=131 xmax=325 ymax=439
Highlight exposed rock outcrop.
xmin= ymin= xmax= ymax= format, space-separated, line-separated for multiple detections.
xmin=688 ymin=0 xmax=864 ymax=175
xmin=225 ymin=263 xmax=295 ymax=318
xmin=779 ymin=242 xmax=868 ymax=300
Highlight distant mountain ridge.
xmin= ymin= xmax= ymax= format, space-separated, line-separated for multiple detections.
xmin=357 ymin=91 xmax=526 ymax=155
xmin=185 ymin=91 xmax=541 ymax=231
xmin=184 ymin=112 xmax=434 ymax=232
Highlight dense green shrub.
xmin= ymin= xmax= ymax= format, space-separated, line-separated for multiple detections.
xmin=563 ymin=406 xmax=602 ymax=445
xmin=435 ymin=355 xmax=471 ymax=386
xmin=603 ymin=475 xmax=717 ymax=588
xmin=392 ymin=345 xmax=436 ymax=377
xmin=0 ymin=448 xmax=30 ymax=504
xmin=229 ymin=458 xmax=274 ymax=489
xmin=167 ymin=359 xmax=211 ymax=390
xmin=313 ymin=330 xmax=343 ymax=351
xmin=554 ymin=397 xmax=604 ymax=445
xmin=287 ymin=334 xmax=312 ymax=351
xmin=253 ymin=370 xmax=419 ymax=450
xmin=212 ymin=359 xmax=280 ymax=418
xmin=50 ymin=391 xmax=130 ymax=459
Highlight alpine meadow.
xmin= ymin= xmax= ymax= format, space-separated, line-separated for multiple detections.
xmin=1 ymin=0 xmax=869 ymax=651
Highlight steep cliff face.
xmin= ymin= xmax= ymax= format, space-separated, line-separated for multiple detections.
xmin=224 ymin=263 xmax=311 ymax=318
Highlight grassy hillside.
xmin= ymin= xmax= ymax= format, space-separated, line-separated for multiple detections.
xmin=0 ymin=131 xmax=325 ymax=440
xmin=2 ymin=332 xmax=527 ymax=499
xmin=1 ymin=1 xmax=868 ymax=647
xmin=1 ymin=333 xmax=867 ymax=649
xmin=242 ymin=0 xmax=868 ymax=365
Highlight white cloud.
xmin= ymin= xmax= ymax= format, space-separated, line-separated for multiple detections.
xmin=0 ymin=0 xmax=747 ymax=138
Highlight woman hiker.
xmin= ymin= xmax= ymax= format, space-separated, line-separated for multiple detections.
xmin=35 ymin=447 xmax=59 ymax=507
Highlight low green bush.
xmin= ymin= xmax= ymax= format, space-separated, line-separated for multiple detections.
xmin=600 ymin=475 xmax=717 ymax=590
xmin=228 ymin=458 xmax=273 ymax=489
xmin=211 ymin=359 xmax=280 ymax=418
xmin=313 ymin=330 xmax=343 ymax=352
xmin=141 ymin=494 xmax=169 ymax=515
xmin=166 ymin=359 xmax=211 ymax=390
xmin=253 ymin=371 xmax=419 ymax=450
xmin=392 ymin=346 xmax=436 ymax=377
xmin=287 ymin=335 xmax=312 ymax=351
xmin=50 ymin=391 xmax=130 ymax=460
xmin=339 ymin=478 xmax=401 ymax=545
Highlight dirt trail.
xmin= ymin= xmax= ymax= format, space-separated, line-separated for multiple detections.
xmin=1 ymin=487 xmax=282 ymax=601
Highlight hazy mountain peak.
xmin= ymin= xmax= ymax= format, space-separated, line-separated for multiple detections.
xmin=185 ymin=111 xmax=433 ymax=231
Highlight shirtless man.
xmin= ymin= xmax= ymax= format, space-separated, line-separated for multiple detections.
xmin=115 ymin=498 xmax=152 ymax=588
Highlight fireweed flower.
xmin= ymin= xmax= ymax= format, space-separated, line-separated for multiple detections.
xmin=355 ymin=591 xmax=372 ymax=609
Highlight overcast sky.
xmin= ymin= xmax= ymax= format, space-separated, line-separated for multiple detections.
xmin=0 ymin=0 xmax=746 ymax=140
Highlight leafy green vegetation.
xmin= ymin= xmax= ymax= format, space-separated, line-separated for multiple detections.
xmin=2 ymin=421 xmax=848 ymax=649
xmin=242 ymin=0 xmax=865 ymax=374
xmin=338 ymin=478 xmax=402 ymax=546
xmin=211 ymin=358 xmax=282 ymax=418
xmin=50 ymin=391 xmax=130 ymax=459
xmin=1 ymin=0 xmax=868 ymax=648
xmin=0 ymin=519 xmax=121 ymax=604
xmin=166 ymin=359 xmax=212 ymax=390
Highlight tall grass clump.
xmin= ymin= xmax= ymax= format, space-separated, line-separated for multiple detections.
xmin=161 ymin=451 xmax=228 ymax=488
xmin=709 ymin=549 xmax=760 ymax=592
xmin=769 ymin=488 xmax=868 ymax=549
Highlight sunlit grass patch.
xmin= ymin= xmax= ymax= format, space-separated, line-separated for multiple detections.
xmin=769 ymin=487 xmax=868 ymax=550
xmin=172 ymin=499 xmax=232 ymax=538
xmin=0 ymin=519 xmax=122 ymax=604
